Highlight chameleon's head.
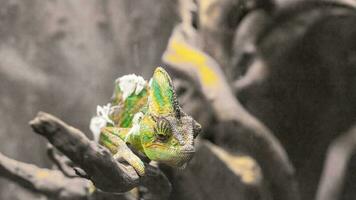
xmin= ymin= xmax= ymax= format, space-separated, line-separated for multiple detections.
xmin=139 ymin=67 xmax=201 ymax=167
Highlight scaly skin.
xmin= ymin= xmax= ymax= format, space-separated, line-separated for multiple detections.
xmin=98 ymin=67 xmax=201 ymax=176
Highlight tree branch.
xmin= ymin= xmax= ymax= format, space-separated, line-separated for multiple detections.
xmin=46 ymin=143 xmax=78 ymax=178
xmin=29 ymin=112 xmax=139 ymax=193
xmin=316 ymin=125 xmax=356 ymax=200
xmin=29 ymin=112 xmax=171 ymax=199
xmin=0 ymin=152 xmax=90 ymax=200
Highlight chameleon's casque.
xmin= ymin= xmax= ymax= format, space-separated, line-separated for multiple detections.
xmin=90 ymin=67 xmax=201 ymax=176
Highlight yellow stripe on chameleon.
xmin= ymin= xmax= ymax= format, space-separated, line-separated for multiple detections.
xmin=165 ymin=39 xmax=219 ymax=87
xmin=149 ymin=68 xmax=174 ymax=115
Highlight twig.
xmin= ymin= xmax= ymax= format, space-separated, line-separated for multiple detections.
xmin=0 ymin=152 xmax=90 ymax=200
xmin=316 ymin=125 xmax=356 ymax=200
xmin=46 ymin=143 xmax=78 ymax=177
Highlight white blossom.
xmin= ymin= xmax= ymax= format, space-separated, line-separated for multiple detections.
xmin=125 ymin=112 xmax=143 ymax=142
xmin=125 ymin=123 xmax=140 ymax=142
xmin=117 ymin=74 xmax=147 ymax=100
xmin=148 ymin=78 xmax=153 ymax=87
xmin=90 ymin=116 xmax=106 ymax=142
xmin=89 ymin=103 xmax=114 ymax=142
xmin=135 ymin=76 xmax=146 ymax=95
xmin=132 ymin=112 xmax=144 ymax=124
xmin=96 ymin=103 xmax=114 ymax=125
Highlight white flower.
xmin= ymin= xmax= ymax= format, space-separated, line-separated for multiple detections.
xmin=132 ymin=112 xmax=144 ymax=124
xmin=96 ymin=103 xmax=114 ymax=125
xmin=125 ymin=123 xmax=140 ymax=142
xmin=117 ymin=74 xmax=147 ymax=100
xmin=89 ymin=103 xmax=115 ymax=142
xmin=135 ymin=76 xmax=146 ymax=95
xmin=118 ymin=74 xmax=136 ymax=100
xmin=90 ymin=116 xmax=107 ymax=142
xmin=148 ymin=78 xmax=153 ymax=87
xmin=125 ymin=112 xmax=143 ymax=142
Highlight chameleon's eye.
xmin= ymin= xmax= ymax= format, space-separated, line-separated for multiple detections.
xmin=154 ymin=118 xmax=172 ymax=141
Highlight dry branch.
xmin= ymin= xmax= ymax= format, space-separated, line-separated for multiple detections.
xmin=29 ymin=112 xmax=139 ymax=193
xmin=46 ymin=143 xmax=78 ymax=178
xmin=29 ymin=112 xmax=171 ymax=199
xmin=0 ymin=152 xmax=90 ymax=200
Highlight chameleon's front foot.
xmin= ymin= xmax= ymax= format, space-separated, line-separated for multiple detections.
xmin=113 ymin=145 xmax=145 ymax=176
xmin=99 ymin=127 xmax=146 ymax=176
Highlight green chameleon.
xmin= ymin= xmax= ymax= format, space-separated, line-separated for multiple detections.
xmin=90 ymin=67 xmax=201 ymax=176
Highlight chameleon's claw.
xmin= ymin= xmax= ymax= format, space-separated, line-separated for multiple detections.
xmin=114 ymin=145 xmax=146 ymax=176
xmin=99 ymin=127 xmax=146 ymax=176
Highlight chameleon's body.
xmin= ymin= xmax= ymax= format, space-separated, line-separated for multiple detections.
xmin=94 ymin=67 xmax=201 ymax=176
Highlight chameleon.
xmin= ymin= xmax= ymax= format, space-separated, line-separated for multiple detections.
xmin=90 ymin=67 xmax=201 ymax=176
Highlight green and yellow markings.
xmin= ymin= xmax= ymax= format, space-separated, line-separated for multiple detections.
xmin=99 ymin=127 xmax=130 ymax=154
xmin=150 ymin=79 xmax=173 ymax=114
xmin=111 ymin=88 xmax=148 ymax=128
xmin=100 ymin=133 xmax=119 ymax=154
xmin=149 ymin=67 xmax=175 ymax=115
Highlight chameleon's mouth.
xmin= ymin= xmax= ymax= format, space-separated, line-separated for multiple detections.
xmin=143 ymin=144 xmax=195 ymax=167
xmin=144 ymin=144 xmax=195 ymax=154
xmin=164 ymin=149 xmax=195 ymax=167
